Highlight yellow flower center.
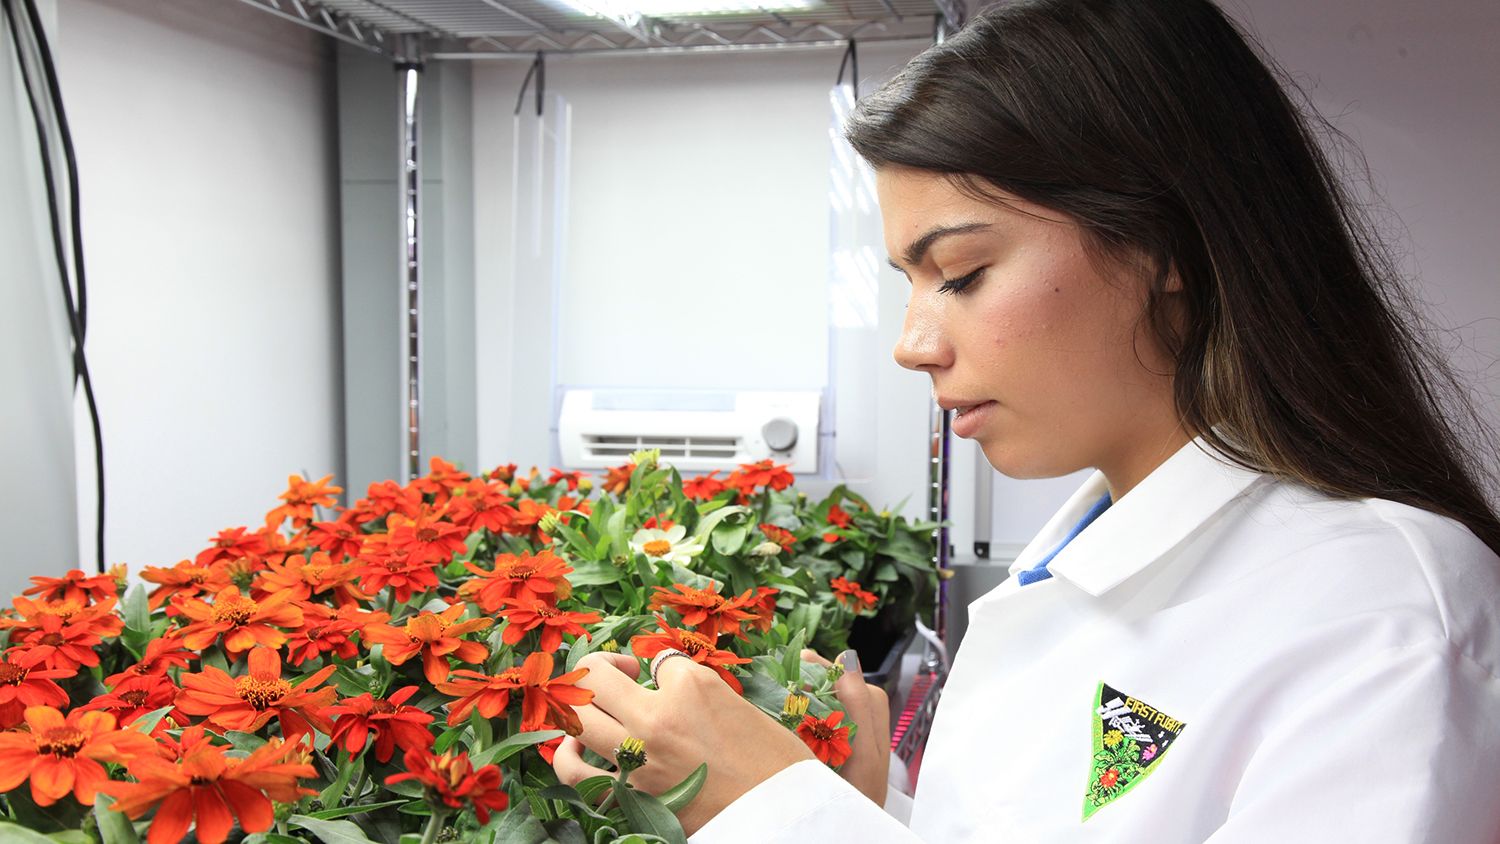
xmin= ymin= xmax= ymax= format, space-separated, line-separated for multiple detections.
xmin=807 ymin=721 xmax=836 ymax=741
xmin=405 ymin=613 xmax=452 ymax=643
xmin=36 ymin=726 xmax=86 ymax=757
xmin=643 ymin=540 xmax=673 ymax=557
xmin=211 ymin=594 xmax=258 ymax=626
xmin=675 ymin=631 xmax=713 ymax=655
xmin=235 ymin=675 xmax=292 ymax=710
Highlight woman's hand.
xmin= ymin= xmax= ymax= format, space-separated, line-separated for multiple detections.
xmin=801 ymin=648 xmax=892 ymax=807
xmin=551 ymin=651 xmax=815 ymax=836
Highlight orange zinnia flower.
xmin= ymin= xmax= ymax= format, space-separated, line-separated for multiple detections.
xmin=384 ymin=511 xmax=469 ymax=566
xmin=743 ymin=586 xmax=780 ymax=633
xmin=649 ymin=583 xmax=758 ymax=640
xmin=352 ymin=535 xmax=440 ymax=603
xmin=140 ymin=560 xmax=234 ymax=610
xmin=282 ymin=602 xmax=361 ymax=666
xmin=7 ymin=612 xmax=104 ymax=672
xmin=265 ymin=474 xmax=342 ymax=530
xmin=796 ymin=710 xmax=853 ymax=767
xmin=307 ymin=510 xmax=365 ymax=561
xmin=175 ymin=646 xmax=336 ymax=738
xmin=602 ymin=462 xmax=635 ymax=496
xmin=496 ymin=596 xmax=601 ymax=654
xmin=411 ymin=456 xmax=471 ymax=503
xmin=0 ymin=655 xmax=72 ymax=728
xmin=512 ymin=651 xmax=594 ymax=735
xmin=630 ymin=618 xmax=751 ymax=694
xmin=489 ymin=462 xmax=518 ymax=482
xmin=463 ymin=550 xmax=573 ymax=613
xmin=104 ymin=729 xmax=316 ymax=844
xmin=23 ymin=569 xmax=118 ymax=604
xmin=173 ymin=588 xmax=302 ymax=655
xmin=445 ymin=478 xmax=519 ymax=535
xmin=827 ymin=504 xmax=853 ymax=528
xmin=434 ymin=666 xmax=525 ymax=727
xmin=830 ymin=577 xmax=878 ymax=612
xmin=0 ymin=706 xmax=155 ymax=806
xmin=253 ymin=551 xmax=365 ymax=606
xmin=361 ymin=605 xmax=493 ymax=685
xmin=80 ymin=673 xmax=187 ymax=730
xmin=547 ymin=468 xmax=584 ymax=491
xmin=682 ymin=470 xmax=727 ymax=501
xmin=105 ymin=636 xmax=195 ymax=686
xmin=353 ymin=479 xmax=424 ymax=525
xmin=385 ymin=746 xmax=509 ymax=824
xmin=759 ymin=523 xmax=798 ymax=552
xmin=194 ymin=526 xmax=272 ymax=568
xmin=511 ymin=498 xmax=558 ymax=542
xmin=326 ymin=686 xmax=435 ymax=763
xmin=1 ymin=595 xmax=123 ymax=638
xmin=725 ymin=460 xmax=795 ymax=494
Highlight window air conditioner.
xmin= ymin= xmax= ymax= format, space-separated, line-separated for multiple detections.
xmin=557 ymin=389 xmax=821 ymax=473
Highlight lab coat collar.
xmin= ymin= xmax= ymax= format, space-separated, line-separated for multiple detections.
xmin=1004 ymin=438 xmax=1268 ymax=597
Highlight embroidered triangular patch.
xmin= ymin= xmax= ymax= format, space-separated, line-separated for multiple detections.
xmin=1082 ymin=682 xmax=1185 ymax=821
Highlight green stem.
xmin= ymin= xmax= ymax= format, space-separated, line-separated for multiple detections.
xmin=597 ymin=768 xmax=632 ymax=816
xmin=347 ymin=767 xmax=369 ymax=802
xmin=419 ymin=809 xmax=448 ymax=844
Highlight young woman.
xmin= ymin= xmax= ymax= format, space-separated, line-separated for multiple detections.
xmin=552 ymin=1 xmax=1500 ymax=839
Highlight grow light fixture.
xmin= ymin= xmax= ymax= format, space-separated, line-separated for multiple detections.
xmin=557 ymin=0 xmax=818 ymax=24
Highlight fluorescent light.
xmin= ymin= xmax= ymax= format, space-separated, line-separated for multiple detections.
xmin=556 ymin=0 xmax=817 ymax=22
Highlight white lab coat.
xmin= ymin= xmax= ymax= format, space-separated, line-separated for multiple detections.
xmin=692 ymin=439 xmax=1500 ymax=842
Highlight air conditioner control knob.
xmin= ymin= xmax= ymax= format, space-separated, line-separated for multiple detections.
xmin=762 ymin=417 xmax=798 ymax=452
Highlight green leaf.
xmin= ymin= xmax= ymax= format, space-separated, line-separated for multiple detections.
xmin=0 ymin=825 xmax=70 ymax=844
xmin=128 ymin=705 xmax=173 ymax=736
xmin=781 ymin=629 xmax=806 ymax=687
xmin=534 ymin=785 xmax=610 ymax=822
xmin=569 ymin=560 xmax=624 ymax=587
xmin=690 ymin=505 xmax=750 ymax=543
xmin=574 ymin=774 xmax=616 ymax=806
xmin=490 ymin=809 xmax=551 ymax=844
xmin=332 ymin=664 xmax=378 ymax=697
xmin=543 ymin=819 xmax=589 ymax=844
xmin=306 ymin=799 xmax=408 ymax=820
xmin=49 ymin=832 xmax=92 ymax=844
xmin=318 ymin=749 xmax=357 ymax=807
xmin=709 ymin=524 xmax=748 ymax=557
xmin=225 ymin=730 xmax=267 ymax=752
xmin=467 ymin=729 xmax=566 ymax=768
xmin=243 ymin=835 xmax=306 ymax=844
xmin=288 ymin=814 xmax=382 ymax=844
xmin=657 ymin=763 xmax=708 ymax=813
xmin=614 ymin=787 xmax=687 ymax=844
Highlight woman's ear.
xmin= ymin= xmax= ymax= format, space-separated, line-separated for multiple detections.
xmin=1162 ymin=261 xmax=1184 ymax=293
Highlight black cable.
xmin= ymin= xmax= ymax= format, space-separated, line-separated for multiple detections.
xmin=836 ymin=39 xmax=860 ymax=99
xmin=21 ymin=0 xmax=87 ymax=343
xmin=2 ymin=0 xmax=107 ymax=573
xmin=512 ymin=52 xmax=545 ymax=117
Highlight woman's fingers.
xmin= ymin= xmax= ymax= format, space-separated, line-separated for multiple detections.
xmin=552 ymin=736 xmax=613 ymax=788
xmin=801 ymin=648 xmax=833 ymax=667
xmin=572 ymin=702 xmax=631 ymax=762
xmin=575 ymin=651 xmax=649 ymax=719
xmin=831 ymin=649 xmax=891 ymax=807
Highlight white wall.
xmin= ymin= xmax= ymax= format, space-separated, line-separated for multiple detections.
xmin=1 ymin=0 xmax=78 ymax=598
xmin=55 ymin=0 xmax=342 ymax=572
xmin=471 ymin=43 xmax=935 ymax=515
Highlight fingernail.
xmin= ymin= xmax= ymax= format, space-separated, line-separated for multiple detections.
xmin=838 ymin=649 xmax=862 ymax=675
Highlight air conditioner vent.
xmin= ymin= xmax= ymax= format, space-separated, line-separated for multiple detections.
xmin=558 ymin=389 xmax=820 ymax=473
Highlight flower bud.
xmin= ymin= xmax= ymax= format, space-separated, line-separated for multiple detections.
xmin=578 ymin=477 xmax=594 ymax=493
xmin=750 ymin=540 xmax=783 ymax=558
xmin=614 ymin=736 xmax=647 ymax=772
xmin=600 ymin=640 xmax=620 ymax=653
xmin=780 ymin=693 xmax=811 ymax=728
xmin=537 ymin=512 xmax=563 ymax=535
xmin=630 ymin=448 xmax=660 ymax=468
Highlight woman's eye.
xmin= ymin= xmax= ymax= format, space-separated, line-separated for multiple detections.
xmin=937 ymin=268 xmax=984 ymax=295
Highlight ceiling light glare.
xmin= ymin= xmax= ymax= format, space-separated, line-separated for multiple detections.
xmin=558 ymin=0 xmax=817 ymax=21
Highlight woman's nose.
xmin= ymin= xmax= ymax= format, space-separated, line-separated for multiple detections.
xmin=893 ymin=295 xmax=952 ymax=372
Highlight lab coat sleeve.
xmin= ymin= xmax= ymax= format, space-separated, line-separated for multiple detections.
xmin=1206 ymin=637 xmax=1500 ymax=843
xmin=689 ymin=760 xmax=924 ymax=843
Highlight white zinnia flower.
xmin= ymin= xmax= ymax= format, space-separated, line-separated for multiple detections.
xmin=629 ymin=524 xmax=705 ymax=564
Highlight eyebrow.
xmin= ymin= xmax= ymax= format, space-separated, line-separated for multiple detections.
xmin=888 ymin=222 xmax=992 ymax=271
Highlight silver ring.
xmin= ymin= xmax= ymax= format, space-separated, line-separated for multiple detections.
xmin=649 ymin=648 xmax=693 ymax=688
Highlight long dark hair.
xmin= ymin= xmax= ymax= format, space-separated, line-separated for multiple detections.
xmin=848 ymin=0 xmax=1500 ymax=555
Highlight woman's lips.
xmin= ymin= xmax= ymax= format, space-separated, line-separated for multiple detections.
xmin=951 ymin=400 xmax=997 ymax=438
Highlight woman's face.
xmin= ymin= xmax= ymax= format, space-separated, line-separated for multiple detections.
xmin=878 ymin=166 xmax=1186 ymax=495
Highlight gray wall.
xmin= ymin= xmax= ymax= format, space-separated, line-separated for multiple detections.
xmin=1 ymin=0 xmax=78 ymax=597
